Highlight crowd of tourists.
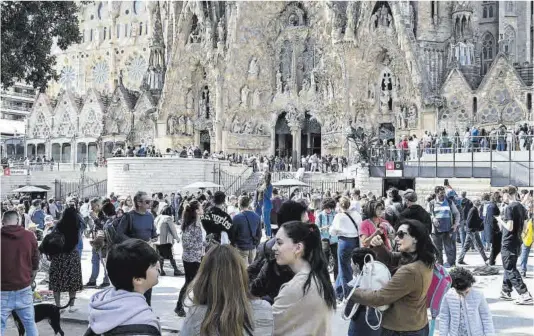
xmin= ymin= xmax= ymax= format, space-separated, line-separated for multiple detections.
xmin=2 ymin=173 xmax=533 ymax=335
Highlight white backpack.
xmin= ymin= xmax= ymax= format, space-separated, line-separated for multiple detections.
xmin=341 ymin=254 xmax=392 ymax=330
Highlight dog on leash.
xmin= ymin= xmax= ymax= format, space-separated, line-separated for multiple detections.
xmin=12 ymin=298 xmax=73 ymax=336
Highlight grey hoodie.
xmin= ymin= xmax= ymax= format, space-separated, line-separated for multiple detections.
xmin=88 ymin=287 xmax=161 ymax=334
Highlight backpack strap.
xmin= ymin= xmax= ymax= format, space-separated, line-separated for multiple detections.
xmin=344 ymin=213 xmax=359 ymax=234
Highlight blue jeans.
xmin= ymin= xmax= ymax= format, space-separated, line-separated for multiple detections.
xmin=89 ymin=249 xmax=109 ymax=283
xmin=520 ymin=244 xmax=531 ymax=273
xmin=458 ymin=221 xmax=467 ymax=247
xmin=263 ymin=206 xmax=272 ymax=237
xmin=335 ymin=237 xmax=359 ymax=300
xmin=1 ymin=286 xmax=38 ymax=335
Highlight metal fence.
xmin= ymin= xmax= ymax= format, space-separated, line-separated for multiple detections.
xmin=54 ymin=179 xmax=107 ymax=200
xmin=213 ymin=165 xmax=253 ymax=196
xmin=368 ymin=145 xmax=533 ymax=187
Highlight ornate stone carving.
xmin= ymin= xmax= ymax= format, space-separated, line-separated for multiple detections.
xmin=248 ymin=57 xmax=259 ymax=80
xmin=185 ymin=89 xmax=194 ymax=112
xmin=228 ymin=133 xmax=269 ymax=150
xmin=285 ymin=106 xmax=304 ymax=130
xmin=240 ymin=85 xmax=250 ymax=107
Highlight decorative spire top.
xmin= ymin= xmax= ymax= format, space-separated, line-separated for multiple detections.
xmin=142 ymin=1 xmax=166 ymax=92
xmin=452 ymin=1 xmax=473 ymax=14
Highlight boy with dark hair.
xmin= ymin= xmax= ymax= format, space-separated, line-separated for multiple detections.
xmin=201 ymin=191 xmax=234 ymax=244
xmin=85 ymin=239 xmax=161 ymax=336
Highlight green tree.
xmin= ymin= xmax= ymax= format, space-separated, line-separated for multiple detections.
xmin=1 ymin=1 xmax=82 ymax=90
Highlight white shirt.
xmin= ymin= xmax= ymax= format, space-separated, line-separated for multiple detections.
xmin=329 ymin=210 xmax=361 ymax=238
xmin=227 ymin=205 xmax=238 ymax=218
xmin=349 ymin=200 xmax=361 ymax=213
xmin=80 ymin=203 xmax=90 ymax=217
xmin=157 ymin=201 xmax=168 ymax=215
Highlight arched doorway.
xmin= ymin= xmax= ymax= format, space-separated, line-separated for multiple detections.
xmin=275 ymin=112 xmax=292 ymax=158
xmin=199 ymin=130 xmax=210 ymax=152
xmin=302 ymin=113 xmax=321 ymax=156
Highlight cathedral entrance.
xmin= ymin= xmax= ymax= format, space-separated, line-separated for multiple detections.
xmin=302 ymin=113 xmax=321 ymax=156
xmin=275 ymin=112 xmax=292 ymax=158
xmin=200 ymin=130 xmax=211 ymax=152
xmin=379 ymin=123 xmax=396 ymax=145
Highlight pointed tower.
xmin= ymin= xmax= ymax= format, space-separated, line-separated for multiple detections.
xmin=142 ymin=1 xmax=166 ymax=97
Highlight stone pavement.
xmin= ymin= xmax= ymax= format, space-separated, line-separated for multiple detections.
xmin=27 ymin=238 xmax=534 ymax=335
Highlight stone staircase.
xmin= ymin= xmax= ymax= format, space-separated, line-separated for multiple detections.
xmin=235 ymin=172 xmax=264 ymax=195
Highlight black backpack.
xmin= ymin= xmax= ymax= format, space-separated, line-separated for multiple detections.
xmin=105 ymin=214 xmax=133 ymax=246
xmin=39 ymin=230 xmax=65 ymax=257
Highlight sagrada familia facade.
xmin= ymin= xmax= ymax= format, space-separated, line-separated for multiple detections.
xmin=26 ymin=1 xmax=533 ymax=163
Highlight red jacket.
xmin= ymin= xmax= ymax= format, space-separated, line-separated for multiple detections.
xmin=1 ymin=225 xmax=39 ymax=291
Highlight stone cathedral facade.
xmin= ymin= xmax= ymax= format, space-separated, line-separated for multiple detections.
xmin=26 ymin=1 xmax=533 ymax=163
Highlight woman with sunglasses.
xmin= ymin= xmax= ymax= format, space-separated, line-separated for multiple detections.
xmin=439 ymin=267 xmax=495 ymax=336
xmin=348 ymin=219 xmax=437 ymax=336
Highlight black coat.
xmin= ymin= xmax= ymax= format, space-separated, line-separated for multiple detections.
xmin=398 ymin=204 xmax=432 ymax=234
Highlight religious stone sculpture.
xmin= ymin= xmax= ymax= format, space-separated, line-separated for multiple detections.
xmin=241 ymin=85 xmax=250 ymax=107
xmin=248 ymin=57 xmax=259 ymax=80
xmin=186 ymin=117 xmax=194 ymax=135
xmin=178 ymin=115 xmax=186 ymax=134
xmin=205 ymin=20 xmax=213 ymax=47
xmin=276 ymin=71 xmax=283 ymax=94
xmin=345 ymin=2 xmax=356 ymax=41
xmin=217 ymin=19 xmax=225 ymax=44
xmin=396 ymin=106 xmax=408 ymax=129
xmin=407 ymin=105 xmax=418 ymax=128
xmin=167 ymin=115 xmax=176 ymax=135
xmin=186 ymin=89 xmax=194 ymax=111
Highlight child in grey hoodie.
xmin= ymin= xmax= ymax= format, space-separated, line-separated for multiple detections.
xmin=84 ymin=239 xmax=161 ymax=336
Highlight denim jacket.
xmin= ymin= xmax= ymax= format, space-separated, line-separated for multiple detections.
xmin=315 ymin=210 xmax=337 ymax=244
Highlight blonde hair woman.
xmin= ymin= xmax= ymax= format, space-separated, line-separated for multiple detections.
xmin=181 ymin=245 xmax=273 ymax=336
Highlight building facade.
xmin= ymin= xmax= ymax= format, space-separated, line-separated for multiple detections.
xmin=26 ymin=1 xmax=533 ymax=163
xmin=0 ymin=83 xmax=36 ymax=159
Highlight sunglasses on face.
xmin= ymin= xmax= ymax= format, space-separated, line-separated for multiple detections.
xmin=396 ymin=230 xmax=409 ymax=239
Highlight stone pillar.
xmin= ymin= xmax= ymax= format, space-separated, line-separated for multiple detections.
xmin=214 ymin=74 xmax=223 ymax=152
xmin=71 ymin=140 xmax=76 ymax=168
xmin=270 ymin=131 xmax=276 ymax=156
xmin=291 ymin=127 xmax=301 ymax=166
xmin=194 ymin=131 xmax=200 ymax=147
xmin=307 ymin=132 xmax=311 ymax=155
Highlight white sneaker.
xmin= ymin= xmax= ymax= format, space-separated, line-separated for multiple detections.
xmin=515 ymin=292 xmax=534 ymax=305
xmin=68 ymin=306 xmax=79 ymax=313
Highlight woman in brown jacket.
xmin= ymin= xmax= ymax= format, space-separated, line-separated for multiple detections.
xmin=349 ymin=219 xmax=437 ymax=336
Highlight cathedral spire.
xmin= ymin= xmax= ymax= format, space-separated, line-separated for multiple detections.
xmin=143 ymin=1 xmax=166 ymax=93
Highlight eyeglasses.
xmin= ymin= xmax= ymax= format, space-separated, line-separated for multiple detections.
xmin=396 ymin=230 xmax=409 ymax=239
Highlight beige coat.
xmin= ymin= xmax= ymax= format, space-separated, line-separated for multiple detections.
xmin=154 ymin=215 xmax=180 ymax=245
xmin=273 ymin=270 xmax=332 ymax=336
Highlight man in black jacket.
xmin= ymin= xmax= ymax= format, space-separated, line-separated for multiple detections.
xmin=201 ymin=191 xmax=234 ymax=244
xmin=398 ymin=189 xmax=432 ymax=234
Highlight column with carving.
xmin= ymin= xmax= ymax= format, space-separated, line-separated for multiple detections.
xmin=109 ymin=2 xmax=120 ymax=91
xmin=286 ymin=108 xmax=303 ymax=169
xmin=214 ymin=73 xmax=223 ymax=152
xmin=269 ymin=113 xmax=277 ymax=156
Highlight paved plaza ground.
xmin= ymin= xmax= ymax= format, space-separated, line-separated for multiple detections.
xmin=3 ymin=237 xmax=534 ymax=336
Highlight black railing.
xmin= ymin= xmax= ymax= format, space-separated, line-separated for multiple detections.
xmin=368 ymin=144 xmax=533 ymax=187
xmin=213 ymin=165 xmax=253 ymax=196
xmin=54 ymin=179 xmax=107 ymax=200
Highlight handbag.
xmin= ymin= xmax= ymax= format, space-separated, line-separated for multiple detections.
xmin=341 ymin=254 xmax=391 ymax=330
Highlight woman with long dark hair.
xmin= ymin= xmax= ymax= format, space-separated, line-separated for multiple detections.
xmin=181 ymin=245 xmax=273 ymax=336
xmin=175 ymin=200 xmax=205 ymax=317
xmin=48 ymin=207 xmax=83 ymax=312
xmin=348 ymin=219 xmax=438 ymax=336
xmin=272 ymin=221 xmax=335 ymax=335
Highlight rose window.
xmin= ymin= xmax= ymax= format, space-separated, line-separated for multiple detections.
xmin=128 ymin=56 xmax=147 ymax=82
xmin=93 ymin=61 xmax=110 ymax=84
xmin=59 ymin=65 xmax=76 ymax=88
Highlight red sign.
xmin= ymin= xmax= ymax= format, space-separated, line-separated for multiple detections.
xmin=3 ymin=168 xmax=10 ymax=176
xmin=385 ymin=162 xmax=394 ymax=170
